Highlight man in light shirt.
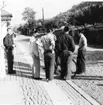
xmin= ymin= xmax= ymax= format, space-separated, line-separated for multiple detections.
xmin=29 ymin=32 xmax=41 ymax=79
xmin=40 ymin=28 xmax=56 ymax=81
xmin=75 ymin=30 xmax=87 ymax=75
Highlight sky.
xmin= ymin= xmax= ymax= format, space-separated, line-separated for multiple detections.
xmin=2 ymin=0 xmax=86 ymax=26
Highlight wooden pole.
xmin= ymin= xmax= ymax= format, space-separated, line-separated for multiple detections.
xmin=0 ymin=2 xmax=6 ymax=79
xmin=0 ymin=3 xmax=2 ymax=45
xmin=42 ymin=8 xmax=44 ymax=23
xmin=42 ymin=8 xmax=45 ymax=33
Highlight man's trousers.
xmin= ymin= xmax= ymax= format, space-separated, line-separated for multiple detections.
xmin=44 ymin=50 xmax=55 ymax=80
xmin=76 ymin=48 xmax=86 ymax=74
xmin=32 ymin=54 xmax=40 ymax=78
xmin=55 ymin=50 xmax=61 ymax=74
xmin=7 ymin=49 xmax=14 ymax=74
xmin=60 ymin=50 xmax=73 ymax=80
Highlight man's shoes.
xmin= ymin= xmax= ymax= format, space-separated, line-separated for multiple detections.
xmin=64 ymin=76 xmax=71 ymax=80
xmin=46 ymin=78 xmax=54 ymax=82
xmin=75 ymin=71 xmax=82 ymax=74
xmin=12 ymin=70 xmax=16 ymax=74
xmin=33 ymin=77 xmax=42 ymax=80
xmin=8 ymin=70 xmax=16 ymax=74
xmin=46 ymin=78 xmax=49 ymax=82
xmin=59 ymin=75 xmax=65 ymax=80
xmin=72 ymin=71 xmax=82 ymax=78
xmin=54 ymin=70 xmax=60 ymax=76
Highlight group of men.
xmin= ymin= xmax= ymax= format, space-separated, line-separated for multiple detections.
xmin=3 ymin=26 xmax=87 ymax=82
xmin=30 ymin=26 xmax=87 ymax=82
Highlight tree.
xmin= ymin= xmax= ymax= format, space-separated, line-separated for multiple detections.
xmin=22 ymin=7 xmax=36 ymax=22
xmin=22 ymin=7 xmax=36 ymax=35
xmin=13 ymin=25 xmax=18 ymax=33
xmin=52 ymin=2 xmax=103 ymax=26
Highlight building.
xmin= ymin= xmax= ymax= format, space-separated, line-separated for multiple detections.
xmin=1 ymin=10 xmax=13 ymax=37
xmin=1 ymin=9 xmax=12 ymax=21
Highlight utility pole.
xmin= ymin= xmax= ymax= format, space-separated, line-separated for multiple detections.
xmin=0 ymin=1 xmax=6 ymax=79
xmin=42 ymin=8 xmax=44 ymax=23
xmin=42 ymin=7 xmax=45 ymax=33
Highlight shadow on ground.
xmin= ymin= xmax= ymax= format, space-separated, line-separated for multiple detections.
xmin=97 ymin=84 xmax=103 ymax=87
xmin=13 ymin=61 xmax=33 ymax=78
xmin=9 ymin=49 xmax=103 ymax=81
xmin=12 ymin=61 xmax=61 ymax=82
xmin=72 ymin=75 xmax=103 ymax=80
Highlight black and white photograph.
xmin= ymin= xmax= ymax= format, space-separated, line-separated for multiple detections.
xmin=0 ymin=0 xmax=103 ymax=105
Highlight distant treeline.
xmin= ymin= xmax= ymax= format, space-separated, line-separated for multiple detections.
xmin=53 ymin=2 xmax=103 ymax=26
xmin=16 ymin=2 xmax=103 ymax=47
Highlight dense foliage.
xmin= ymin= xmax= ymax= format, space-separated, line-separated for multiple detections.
xmin=49 ymin=2 xmax=103 ymax=26
xmin=68 ymin=2 xmax=103 ymax=25
xmin=17 ymin=7 xmax=36 ymax=35
xmin=16 ymin=2 xmax=103 ymax=47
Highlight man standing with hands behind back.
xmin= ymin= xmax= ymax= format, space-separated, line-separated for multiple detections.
xmin=39 ymin=28 xmax=56 ymax=82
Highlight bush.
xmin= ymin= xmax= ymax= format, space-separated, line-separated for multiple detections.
xmin=84 ymin=27 xmax=103 ymax=47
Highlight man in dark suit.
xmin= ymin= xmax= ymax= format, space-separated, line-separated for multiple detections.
xmin=57 ymin=26 xmax=75 ymax=80
xmin=3 ymin=28 xmax=16 ymax=74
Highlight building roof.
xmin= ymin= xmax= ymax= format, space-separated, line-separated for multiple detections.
xmin=1 ymin=10 xmax=12 ymax=17
xmin=1 ymin=10 xmax=12 ymax=21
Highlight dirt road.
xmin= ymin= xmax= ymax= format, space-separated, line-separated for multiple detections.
xmin=15 ymin=35 xmax=103 ymax=105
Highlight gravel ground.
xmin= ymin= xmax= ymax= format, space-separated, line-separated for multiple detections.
xmin=72 ymin=50 xmax=103 ymax=105
xmin=15 ymin=35 xmax=103 ymax=105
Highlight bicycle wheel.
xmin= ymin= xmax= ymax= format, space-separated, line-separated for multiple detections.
xmin=71 ymin=59 xmax=76 ymax=73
